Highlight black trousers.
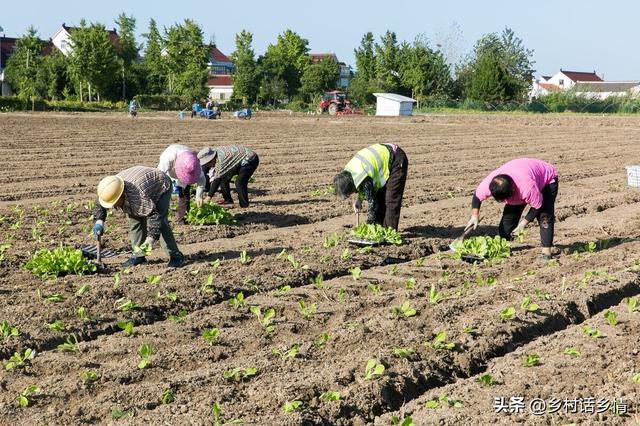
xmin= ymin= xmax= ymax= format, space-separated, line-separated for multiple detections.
xmin=217 ymin=154 xmax=260 ymax=208
xmin=498 ymin=180 xmax=558 ymax=247
xmin=176 ymin=184 xmax=191 ymax=223
xmin=374 ymin=147 xmax=408 ymax=231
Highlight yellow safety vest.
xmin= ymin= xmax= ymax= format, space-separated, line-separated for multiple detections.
xmin=344 ymin=144 xmax=391 ymax=191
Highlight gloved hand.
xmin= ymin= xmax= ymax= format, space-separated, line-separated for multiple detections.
xmin=92 ymin=221 xmax=104 ymax=239
xmin=353 ymin=198 xmax=362 ymax=214
xmin=512 ymin=219 xmax=529 ymax=237
xmin=143 ymin=236 xmax=156 ymax=249
xmin=466 ymin=214 xmax=479 ymax=230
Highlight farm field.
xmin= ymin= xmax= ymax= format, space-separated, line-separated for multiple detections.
xmin=0 ymin=112 xmax=639 ymax=425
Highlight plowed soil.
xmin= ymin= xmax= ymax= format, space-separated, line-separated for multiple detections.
xmin=0 ymin=112 xmax=639 ymax=425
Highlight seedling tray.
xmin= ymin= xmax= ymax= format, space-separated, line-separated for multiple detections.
xmin=461 ymin=254 xmax=484 ymax=264
xmin=79 ymin=244 xmax=122 ymax=259
xmin=347 ymin=238 xmax=383 ymax=247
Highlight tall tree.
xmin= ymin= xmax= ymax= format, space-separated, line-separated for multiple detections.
xmin=115 ymin=13 xmax=139 ymax=99
xmin=399 ymin=35 xmax=453 ymax=102
xmin=259 ymin=29 xmax=309 ymax=99
xmin=230 ymin=30 xmax=258 ymax=105
xmin=4 ymin=26 xmax=45 ymax=108
xmin=300 ymin=58 xmax=339 ymax=100
xmin=464 ymin=52 xmax=508 ymax=102
xmin=164 ymin=19 xmax=209 ymax=99
xmin=142 ymin=18 xmax=165 ymax=94
xmin=349 ymin=32 xmax=377 ymax=105
xmin=375 ymin=30 xmax=400 ymax=92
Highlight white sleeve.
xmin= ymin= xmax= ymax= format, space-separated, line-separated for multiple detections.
xmin=195 ymin=170 xmax=206 ymax=199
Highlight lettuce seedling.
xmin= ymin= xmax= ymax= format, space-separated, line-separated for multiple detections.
xmin=349 ymin=266 xmax=362 ymax=280
xmin=282 ymin=400 xmax=302 ymax=413
xmin=311 ymin=274 xmax=325 ymax=289
xmin=452 ymin=236 xmax=511 ymax=261
xmin=24 ymin=246 xmax=97 ymax=278
xmin=523 ymin=354 xmax=540 ymax=367
xmin=16 ymin=385 xmax=40 ymax=408
xmin=286 ymin=254 xmax=300 ymax=269
xmin=57 ymin=334 xmax=80 ymax=353
xmin=520 ymin=297 xmax=539 ymax=313
xmin=604 ymin=310 xmax=618 ymax=326
xmin=405 ymin=277 xmax=416 ymax=290
xmin=250 ymin=306 xmax=275 ymax=333
xmin=77 ymin=306 xmax=90 ymax=321
xmin=388 ymin=265 xmax=399 ymax=276
xmin=47 ymin=320 xmax=64 ymax=331
xmin=274 ymin=285 xmax=291 ymax=296
xmin=477 ymin=374 xmax=496 ymax=386
xmin=5 ymin=348 xmax=35 ymax=370
xmin=168 ymin=310 xmax=188 ymax=324
xmin=341 ymin=248 xmax=352 ymax=260
xmin=0 ymin=320 xmax=20 ymax=339
xmin=212 ymin=402 xmax=244 ymax=426
xmin=223 ymin=367 xmax=257 ymax=382
xmin=211 ymin=259 xmax=221 ymax=269
xmin=337 ymin=287 xmax=347 ymax=301
xmin=582 ymin=326 xmax=602 ymax=338
xmin=426 ymin=331 xmax=455 ymax=350
xmin=319 ymin=391 xmax=340 ymax=403
xmin=146 ymin=274 xmax=161 ymax=284
xmin=202 ymin=328 xmax=221 ymax=345
xmin=392 ymin=347 xmax=414 ymax=358
xmin=393 ymin=301 xmax=417 ymax=318
xmin=438 ymin=395 xmax=463 ymax=408
xmin=351 ymin=224 xmax=402 ymax=245
xmin=391 ymin=416 xmax=414 ymax=426
xmin=624 ymin=297 xmax=638 ymax=313
xmin=137 ymin=344 xmax=153 ymax=369
xmin=75 ymin=284 xmax=91 ymax=296
xmin=273 ymin=344 xmax=299 ymax=359
xmin=239 ymin=251 xmax=251 ymax=264
xmin=415 ymin=257 xmax=425 ymax=267
xmin=500 ymin=307 xmax=516 ymax=321
xmin=429 ymin=284 xmax=443 ymax=305
xmin=298 ymin=300 xmax=316 ymax=320
xmin=115 ymin=298 xmax=139 ymax=312
xmin=563 ymin=347 xmax=581 ymax=357
xmin=313 ymin=332 xmax=329 ymax=348
xmin=632 ymin=373 xmax=640 ymax=384
xmin=229 ymin=292 xmax=246 ymax=309
xmin=80 ymin=369 xmax=100 ymax=384
xmin=323 ymin=233 xmax=340 ymax=248
xmin=160 ymin=388 xmax=175 ymax=404
xmin=201 ymin=274 xmax=215 ymax=293
xmin=133 ymin=243 xmax=152 ymax=256
xmin=364 ymin=359 xmax=385 ymax=380
xmin=367 ymin=283 xmax=381 ymax=296
xmin=117 ymin=320 xmax=134 ymax=336
xmin=186 ymin=203 xmax=234 ymax=225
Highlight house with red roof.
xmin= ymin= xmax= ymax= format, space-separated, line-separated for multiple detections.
xmin=1 ymin=35 xmax=55 ymax=96
xmin=531 ymin=69 xmax=640 ymax=100
xmin=207 ymin=45 xmax=234 ymax=103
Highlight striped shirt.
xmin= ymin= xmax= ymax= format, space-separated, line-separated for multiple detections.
xmin=210 ymin=145 xmax=255 ymax=180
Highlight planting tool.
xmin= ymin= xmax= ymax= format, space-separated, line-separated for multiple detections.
xmin=448 ymin=223 xmax=476 ymax=252
xmin=80 ymin=236 xmax=125 ymax=267
xmin=347 ymin=238 xmax=383 ymax=247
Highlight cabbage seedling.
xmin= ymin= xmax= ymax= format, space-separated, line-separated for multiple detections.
xmin=364 ymin=359 xmax=385 ymax=380
xmin=57 ymin=334 xmax=80 ymax=353
xmin=477 ymin=374 xmax=496 ymax=386
xmin=223 ymin=367 xmax=257 ymax=382
xmin=16 ymin=385 xmax=40 ymax=408
xmin=5 ymin=348 xmax=35 ymax=370
xmin=520 ymin=297 xmax=539 ymax=313
xmin=604 ymin=310 xmax=618 ymax=326
xmin=392 ymin=301 xmax=417 ymax=318
xmin=319 ymin=391 xmax=340 ymax=403
xmin=323 ymin=233 xmax=340 ymax=248
xmin=426 ymin=331 xmax=454 ymax=350
xmin=137 ymin=344 xmax=153 ymax=369
xmin=229 ymin=292 xmax=246 ymax=309
xmin=168 ymin=310 xmax=188 ymax=324
xmin=202 ymin=328 xmax=221 ymax=345
xmin=298 ymin=300 xmax=316 ymax=320
xmin=392 ymin=347 xmax=414 ymax=358
xmin=115 ymin=298 xmax=139 ymax=312
xmin=500 ymin=307 xmax=516 ymax=321
xmin=624 ymin=297 xmax=638 ymax=313
xmin=250 ymin=306 xmax=275 ymax=333
xmin=563 ymin=347 xmax=581 ymax=357
xmin=117 ymin=320 xmax=134 ymax=336
xmin=160 ymin=388 xmax=175 ymax=404
xmin=80 ymin=369 xmax=100 ymax=383
xmin=582 ymin=326 xmax=602 ymax=338
xmin=429 ymin=284 xmax=443 ymax=305
xmin=282 ymin=400 xmax=302 ymax=413
xmin=522 ymin=354 xmax=540 ymax=367
xmin=146 ymin=274 xmax=161 ymax=284
xmin=349 ymin=266 xmax=362 ymax=280
xmin=47 ymin=320 xmax=64 ymax=331
xmin=0 ymin=320 xmax=20 ymax=339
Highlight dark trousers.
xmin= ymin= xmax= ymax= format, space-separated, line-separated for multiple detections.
xmin=498 ymin=180 xmax=558 ymax=247
xmin=129 ymin=190 xmax=180 ymax=258
xmin=374 ymin=147 xmax=408 ymax=230
xmin=176 ymin=185 xmax=191 ymax=223
xmin=217 ymin=154 xmax=260 ymax=208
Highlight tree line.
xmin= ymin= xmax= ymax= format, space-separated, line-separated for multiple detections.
xmin=4 ymin=15 xmax=535 ymax=108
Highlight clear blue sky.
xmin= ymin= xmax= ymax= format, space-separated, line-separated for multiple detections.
xmin=2 ymin=0 xmax=639 ymax=80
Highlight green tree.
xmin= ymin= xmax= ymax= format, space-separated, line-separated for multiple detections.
xmin=259 ymin=29 xmax=309 ymax=99
xmin=4 ymin=26 xmax=45 ymax=108
xmin=349 ymin=32 xmax=377 ymax=105
xmin=142 ymin=18 xmax=165 ymax=94
xmin=38 ymin=50 xmax=71 ymax=100
xmin=164 ymin=19 xmax=209 ymax=99
xmin=375 ymin=30 xmax=400 ymax=92
xmin=230 ymin=30 xmax=258 ymax=105
xmin=464 ymin=52 xmax=509 ymax=102
xmin=300 ymin=58 xmax=339 ymax=100
xmin=115 ymin=13 xmax=139 ymax=99
xmin=257 ymin=76 xmax=286 ymax=106
xmin=399 ymin=35 xmax=453 ymax=103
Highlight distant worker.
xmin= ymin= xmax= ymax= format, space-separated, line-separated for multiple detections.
xmin=197 ymin=145 xmax=259 ymax=208
xmin=465 ymin=158 xmax=558 ymax=261
xmin=128 ymin=99 xmax=137 ymax=117
xmin=333 ymin=143 xmax=409 ymax=231
xmin=191 ymin=100 xmax=202 ymax=118
xmin=205 ymin=99 xmax=213 ymax=110
xmin=157 ymin=144 xmax=206 ymax=224
xmin=92 ymin=166 xmax=185 ymax=268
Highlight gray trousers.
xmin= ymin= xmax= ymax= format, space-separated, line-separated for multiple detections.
xmin=128 ymin=190 xmax=180 ymax=258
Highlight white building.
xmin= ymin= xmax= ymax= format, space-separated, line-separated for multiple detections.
xmin=207 ymin=45 xmax=234 ymax=103
xmin=51 ymin=23 xmax=119 ymax=56
xmin=545 ymin=69 xmax=603 ymax=90
xmin=373 ymin=93 xmax=416 ymax=116
xmin=573 ymin=81 xmax=640 ymax=100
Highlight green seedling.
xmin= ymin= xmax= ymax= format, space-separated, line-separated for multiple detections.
xmin=388 ymin=265 xmax=399 ymax=276
xmin=117 ymin=320 xmax=134 ymax=336
xmin=112 ymin=272 xmax=121 ymax=288
xmin=323 ymin=233 xmax=340 ymax=248
xmin=201 ymin=274 xmax=215 ymax=293
xmin=274 ymin=285 xmax=291 ymax=296
xmin=476 ymin=275 xmax=497 ymax=286
xmin=563 ymin=347 xmax=581 ymax=357
xmin=76 ymin=284 xmax=91 ymax=296
xmin=393 ymin=301 xmax=417 ymax=318
xmin=391 ymin=416 xmax=414 ymax=426
xmin=47 ymin=320 xmax=65 ymax=331
xmin=0 ymin=243 xmax=11 ymax=264
xmin=515 ymin=229 xmax=527 ymax=243
xmin=520 ymin=297 xmax=540 ymax=313
xmin=582 ymin=326 xmax=602 ymax=338
xmin=229 ymin=292 xmax=246 ymax=309
xmin=137 ymin=344 xmax=153 ymax=369
xmin=440 ymin=271 xmax=451 ymax=285
xmin=337 ymin=287 xmax=347 ymax=301
xmin=429 ymin=284 xmax=443 ymax=305
xmin=313 ymin=332 xmax=329 ymax=348
xmin=438 ymin=395 xmax=464 ymax=408
xmin=311 ymin=274 xmax=325 ymax=289
xmin=212 ymin=401 xmax=243 ymax=426
xmin=202 ymin=328 xmax=221 ymax=345
xmin=624 ymin=297 xmax=638 ymax=313
xmin=80 ymin=369 xmax=100 ymax=383
xmin=77 ymin=306 xmax=90 ymax=321
xmin=239 ymin=250 xmax=251 ymax=264
xmin=189 ymin=269 xmax=200 ymax=276
xmin=451 ymin=235 xmax=510 ymax=261
xmin=282 ymin=400 xmax=302 ymax=413
xmin=415 ymin=257 xmax=425 ymax=267
xmin=604 ymin=310 xmax=618 ymax=326
xmin=286 ymin=254 xmax=300 ymax=269
xmin=582 ymin=241 xmax=597 ymax=253
xmin=250 ymin=306 xmax=276 ymax=333
xmin=223 ymin=367 xmax=257 ymax=382
xmin=631 ymin=373 xmax=640 ymax=384
xmin=298 ymin=300 xmax=316 ymax=320
xmin=57 ymin=334 xmax=80 ymax=353
xmin=319 ymin=391 xmax=341 ymax=403
xmin=351 ymin=223 xmax=402 ymax=245
xmin=5 ymin=348 xmax=35 ymax=370
xmin=364 ymin=359 xmax=385 ymax=380
xmin=0 ymin=320 xmax=20 ymax=339
xmin=168 ymin=310 xmax=188 ymax=324
xmin=157 ymin=291 xmax=178 ymax=302
xmin=405 ymin=277 xmax=416 ymax=290
xmin=277 ymin=249 xmax=287 ymax=259
xmin=115 ymin=298 xmax=139 ymax=312
xmin=425 ymin=399 xmax=439 ymax=409
xmin=16 ymin=385 xmax=40 ymax=408
xmin=534 ymin=289 xmax=551 ymax=300
xmin=160 ymin=388 xmax=175 ymax=404
xmin=426 ymin=331 xmax=455 ymax=350
xmin=463 ymin=326 xmax=477 ymax=335
xmin=367 ymin=282 xmax=381 ymax=296
xmin=272 ymin=344 xmax=299 ymax=359
xmin=392 ymin=347 xmax=414 ymax=358
xmin=186 ymin=202 xmax=235 ymax=225
xmin=133 ymin=243 xmax=152 ymax=256
xmin=349 ymin=266 xmax=362 ymax=280
xmin=211 ymin=259 xmax=221 ymax=269
xmin=500 ymin=307 xmax=516 ymax=321
xmin=146 ymin=274 xmax=161 ymax=284
xmin=477 ymin=374 xmax=496 ymax=386
xmin=341 ymin=248 xmax=352 ymax=260
xmin=523 ymin=354 xmax=540 ymax=367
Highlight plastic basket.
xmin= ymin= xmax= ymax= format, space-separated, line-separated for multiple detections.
xmin=625 ymin=165 xmax=640 ymax=188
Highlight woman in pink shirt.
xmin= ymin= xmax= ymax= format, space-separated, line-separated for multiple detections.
xmin=467 ymin=158 xmax=558 ymax=260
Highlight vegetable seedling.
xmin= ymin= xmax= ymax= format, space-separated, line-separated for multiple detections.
xmin=367 ymin=283 xmax=381 ymax=296
xmin=47 ymin=320 xmax=65 ymax=331
xmin=426 ymin=331 xmax=455 ymax=350
xmin=75 ymin=284 xmax=91 ymax=296
xmin=341 ymin=248 xmax=352 ymax=260
xmin=212 ymin=402 xmax=243 ymax=426
xmin=115 ymin=298 xmax=139 ymax=312
xmin=631 ymin=373 xmax=640 ymax=384
xmin=364 ymin=359 xmax=385 ymax=380
xmin=160 ymin=388 xmax=175 ymax=404
xmin=16 ymin=385 xmax=40 ymax=408
xmin=563 ymin=347 xmax=581 ymax=357
xmin=523 ymin=354 xmax=540 ymax=367
xmin=392 ymin=301 xmax=417 ymax=318
xmin=186 ymin=202 xmax=234 ymax=225
xmin=57 ymin=334 xmax=80 ymax=353
xmin=146 ymin=274 xmax=161 ymax=284
xmin=477 ymin=374 xmax=496 ymax=386
xmin=319 ymin=391 xmax=340 ymax=403
xmin=133 ymin=243 xmax=151 ymax=257
xmin=429 ymin=284 xmax=443 ymax=305
xmin=351 ymin=223 xmax=402 ymax=245
xmin=80 ymin=369 xmax=100 ymax=383
xmin=520 ymin=297 xmax=540 ymax=313
xmin=391 ymin=416 xmax=414 ymax=426
xmin=500 ymin=307 xmax=516 ymax=321
xmin=604 ymin=310 xmax=618 ymax=326
xmin=392 ymin=347 xmax=414 ymax=358
xmin=239 ymin=251 xmax=251 ymax=264
xmin=5 ymin=348 xmax=35 ymax=370
xmin=272 ymin=344 xmax=299 ymax=359
xmin=582 ymin=326 xmax=602 ymax=338
xmin=250 ymin=306 xmax=276 ymax=333
xmin=313 ymin=332 xmax=329 ymax=348
xmin=202 ymin=328 xmax=221 ymax=345
xmin=282 ymin=400 xmax=302 ymax=413
xmin=311 ymin=274 xmax=325 ymax=289
xmin=0 ymin=320 xmax=20 ymax=339
xmin=137 ymin=344 xmax=153 ymax=369
xmin=298 ymin=300 xmax=316 ymax=320
xmin=323 ymin=233 xmax=340 ymax=248
xmin=274 ymin=285 xmax=291 ymax=296
xmin=117 ymin=320 xmax=134 ymax=336
xmin=223 ymin=367 xmax=257 ymax=382
xmin=168 ymin=310 xmax=188 ymax=324
xmin=349 ymin=266 xmax=362 ymax=280
xmin=405 ymin=277 xmax=416 ymax=290
xmin=229 ymin=292 xmax=246 ymax=309
xmin=624 ymin=297 xmax=638 ymax=313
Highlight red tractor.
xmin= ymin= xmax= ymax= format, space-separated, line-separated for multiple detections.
xmin=318 ymin=91 xmax=356 ymax=115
